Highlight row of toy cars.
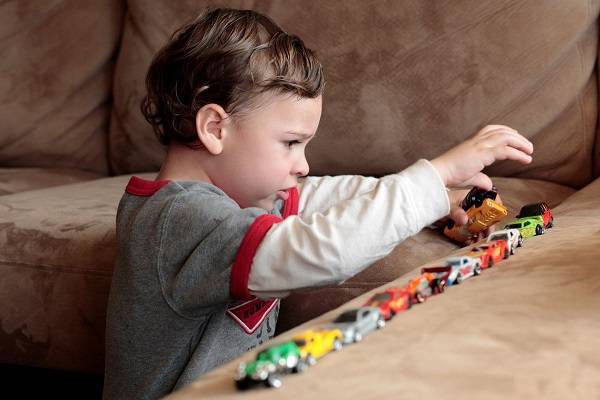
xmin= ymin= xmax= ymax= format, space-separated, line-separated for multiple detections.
xmin=235 ymin=308 xmax=387 ymax=389
xmin=234 ymin=189 xmax=554 ymax=390
xmin=443 ymin=187 xmax=554 ymax=243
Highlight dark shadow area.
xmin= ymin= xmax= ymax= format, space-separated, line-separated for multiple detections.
xmin=0 ymin=363 xmax=103 ymax=399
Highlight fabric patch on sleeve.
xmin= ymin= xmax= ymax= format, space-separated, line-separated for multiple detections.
xmin=226 ymin=298 xmax=279 ymax=334
xmin=230 ymin=214 xmax=282 ymax=300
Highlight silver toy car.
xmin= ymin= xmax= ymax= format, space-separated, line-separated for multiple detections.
xmin=327 ymin=307 xmax=385 ymax=344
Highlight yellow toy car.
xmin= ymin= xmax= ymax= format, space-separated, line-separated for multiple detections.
xmin=444 ymin=188 xmax=508 ymax=243
xmin=291 ymin=328 xmax=343 ymax=364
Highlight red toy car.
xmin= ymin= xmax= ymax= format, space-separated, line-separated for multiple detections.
xmin=466 ymin=239 xmax=509 ymax=269
xmin=517 ymin=202 xmax=554 ymax=229
xmin=363 ymin=287 xmax=412 ymax=320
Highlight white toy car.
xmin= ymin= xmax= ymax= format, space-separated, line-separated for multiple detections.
xmin=487 ymin=228 xmax=522 ymax=255
xmin=444 ymin=256 xmax=482 ymax=284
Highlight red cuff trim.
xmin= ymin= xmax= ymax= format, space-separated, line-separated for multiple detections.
xmin=230 ymin=214 xmax=283 ymax=300
xmin=281 ymin=187 xmax=299 ymax=218
xmin=126 ymin=176 xmax=171 ymax=197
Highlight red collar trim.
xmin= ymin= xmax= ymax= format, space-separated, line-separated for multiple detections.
xmin=282 ymin=187 xmax=299 ymax=218
xmin=125 ymin=176 xmax=171 ymax=197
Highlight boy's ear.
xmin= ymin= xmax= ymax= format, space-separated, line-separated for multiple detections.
xmin=195 ymin=104 xmax=229 ymax=155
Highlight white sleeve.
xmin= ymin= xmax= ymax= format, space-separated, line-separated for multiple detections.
xmin=247 ymin=159 xmax=450 ymax=298
xmin=296 ymin=175 xmax=379 ymax=218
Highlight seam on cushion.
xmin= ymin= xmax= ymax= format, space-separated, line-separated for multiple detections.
xmin=0 ymin=259 xmax=113 ymax=276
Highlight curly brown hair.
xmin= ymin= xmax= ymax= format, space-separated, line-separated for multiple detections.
xmin=141 ymin=8 xmax=325 ymax=146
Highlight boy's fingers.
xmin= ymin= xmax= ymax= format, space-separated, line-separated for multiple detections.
xmin=481 ymin=130 xmax=533 ymax=155
xmin=478 ymin=125 xmax=519 ymax=138
xmin=449 ymin=207 xmax=469 ymax=225
xmin=460 ymin=172 xmax=493 ymax=190
xmin=495 ymin=146 xmax=533 ymax=164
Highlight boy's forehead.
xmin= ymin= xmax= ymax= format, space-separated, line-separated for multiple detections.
xmin=261 ymin=94 xmax=322 ymax=132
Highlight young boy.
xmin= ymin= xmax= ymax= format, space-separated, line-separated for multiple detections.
xmin=103 ymin=8 xmax=533 ymax=400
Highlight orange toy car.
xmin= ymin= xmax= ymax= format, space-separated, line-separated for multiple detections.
xmin=465 ymin=239 xmax=509 ymax=269
xmin=363 ymin=287 xmax=412 ymax=320
xmin=444 ymin=187 xmax=508 ymax=243
xmin=408 ymin=273 xmax=445 ymax=303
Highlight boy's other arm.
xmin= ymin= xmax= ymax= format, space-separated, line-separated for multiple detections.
xmin=246 ymin=159 xmax=450 ymax=298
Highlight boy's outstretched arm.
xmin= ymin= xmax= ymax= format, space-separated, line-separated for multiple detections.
xmin=246 ymin=125 xmax=533 ymax=298
xmin=245 ymin=159 xmax=449 ymax=298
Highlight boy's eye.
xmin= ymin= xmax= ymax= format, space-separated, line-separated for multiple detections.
xmin=286 ymin=140 xmax=301 ymax=148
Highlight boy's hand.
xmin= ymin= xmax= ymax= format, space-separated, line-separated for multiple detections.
xmin=433 ymin=189 xmax=504 ymax=245
xmin=430 ymin=189 xmax=469 ymax=230
xmin=430 ymin=125 xmax=533 ymax=189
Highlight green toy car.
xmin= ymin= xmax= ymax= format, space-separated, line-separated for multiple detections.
xmin=504 ymin=215 xmax=545 ymax=239
xmin=234 ymin=341 xmax=307 ymax=390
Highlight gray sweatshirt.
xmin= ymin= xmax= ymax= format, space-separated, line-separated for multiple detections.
xmin=103 ymin=159 xmax=449 ymax=399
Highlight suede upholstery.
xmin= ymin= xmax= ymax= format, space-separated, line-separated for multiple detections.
xmin=167 ymin=177 xmax=600 ymax=400
xmin=0 ymin=3 xmax=599 ymax=394
xmin=0 ymin=0 xmax=125 ymax=175
xmin=110 ymin=0 xmax=599 ymax=188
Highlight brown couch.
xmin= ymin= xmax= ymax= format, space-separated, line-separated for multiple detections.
xmin=1 ymin=1 xmax=598 ymax=391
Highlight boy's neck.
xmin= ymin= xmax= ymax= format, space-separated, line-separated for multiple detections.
xmin=156 ymin=142 xmax=213 ymax=184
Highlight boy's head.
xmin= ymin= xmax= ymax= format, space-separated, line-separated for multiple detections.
xmin=142 ymin=8 xmax=324 ymax=210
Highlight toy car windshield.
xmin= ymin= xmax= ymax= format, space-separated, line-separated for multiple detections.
xmin=506 ymin=223 xmax=521 ymax=229
xmin=461 ymin=186 xmax=498 ymax=210
xmin=292 ymin=339 xmax=306 ymax=346
xmin=517 ymin=203 xmax=543 ymax=218
xmin=371 ymin=293 xmax=391 ymax=301
xmin=334 ymin=311 xmax=359 ymax=323
xmin=446 ymin=259 xmax=462 ymax=266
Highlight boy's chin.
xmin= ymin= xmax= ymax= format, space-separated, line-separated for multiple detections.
xmin=250 ymin=197 xmax=276 ymax=211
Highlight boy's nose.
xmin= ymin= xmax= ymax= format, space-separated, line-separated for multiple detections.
xmin=293 ymin=155 xmax=310 ymax=177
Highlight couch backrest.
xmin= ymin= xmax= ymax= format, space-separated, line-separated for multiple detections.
xmin=111 ymin=1 xmax=598 ymax=188
xmin=0 ymin=0 xmax=124 ymax=175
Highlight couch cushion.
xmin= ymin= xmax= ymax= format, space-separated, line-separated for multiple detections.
xmin=0 ymin=172 xmax=575 ymax=374
xmin=275 ymin=176 xmax=575 ymax=333
xmin=109 ymin=0 xmax=599 ymax=189
xmin=168 ymin=177 xmax=600 ymax=400
xmin=0 ymin=173 xmax=154 ymax=373
xmin=0 ymin=168 xmax=101 ymax=196
xmin=0 ymin=0 xmax=124 ymax=175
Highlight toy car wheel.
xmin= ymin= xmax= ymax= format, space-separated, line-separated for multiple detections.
xmin=436 ymin=281 xmax=446 ymax=293
xmin=266 ymin=374 xmax=282 ymax=389
xmin=333 ymin=339 xmax=343 ymax=351
xmin=474 ymin=264 xmax=482 ymax=276
xmin=503 ymin=249 xmax=509 ymax=259
xmin=235 ymin=378 xmax=251 ymax=391
xmin=390 ymin=309 xmax=397 ymax=319
xmin=306 ymin=355 xmax=317 ymax=366
xmin=518 ymin=235 xmax=524 ymax=247
xmin=415 ymin=292 xmax=426 ymax=303
xmin=455 ymin=274 xmax=463 ymax=284
xmin=535 ymin=225 xmax=545 ymax=235
xmin=548 ymin=219 xmax=554 ymax=228
xmin=354 ymin=332 xmax=363 ymax=343
xmin=376 ymin=317 xmax=386 ymax=329
xmin=488 ymin=259 xmax=494 ymax=268
xmin=292 ymin=360 xmax=308 ymax=373
xmin=510 ymin=246 xmax=515 ymax=255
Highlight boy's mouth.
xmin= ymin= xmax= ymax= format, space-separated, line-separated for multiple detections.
xmin=275 ymin=190 xmax=289 ymax=201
